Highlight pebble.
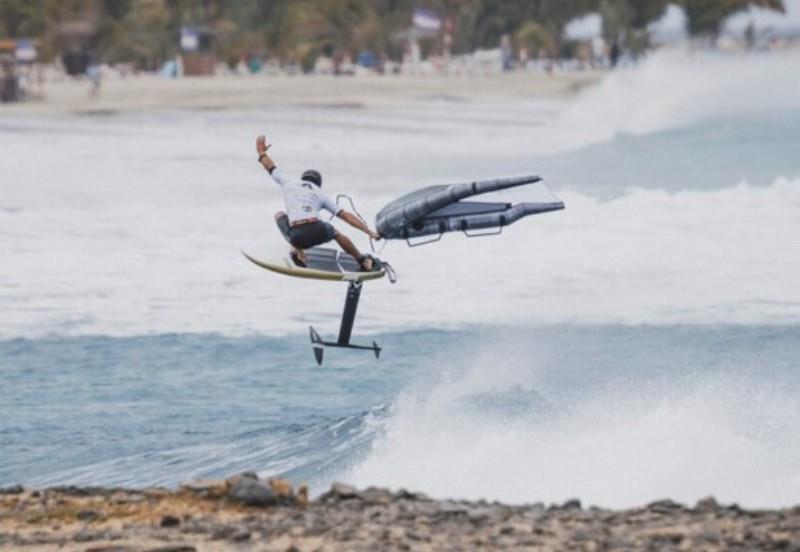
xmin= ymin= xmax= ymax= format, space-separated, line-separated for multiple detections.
xmin=77 ymin=510 xmax=100 ymax=522
xmin=159 ymin=515 xmax=181 ymax=528
xmin=230 ymin=529 xmax=251 ymax=542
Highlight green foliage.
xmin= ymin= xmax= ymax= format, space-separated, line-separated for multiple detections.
xmin=98 ymin=0 xmax=171 ymax=68
xmin=0 ymin=0 xmax=45 ymax=38
xmin=514 ymin=21 xmax=557 ymax=57
xmin=0 ymin=0 xmax=788 ymax=65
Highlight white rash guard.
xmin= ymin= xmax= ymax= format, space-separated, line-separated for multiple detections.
xmin=269 ymin=167 xmax=341 ymax=223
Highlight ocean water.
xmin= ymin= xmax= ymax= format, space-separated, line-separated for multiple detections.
xmin=2 ymin=49 xmax=800 ymax=508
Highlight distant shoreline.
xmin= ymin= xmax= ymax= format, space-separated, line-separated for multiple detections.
xmin=0 ymin=71 xmax=603 ymax=116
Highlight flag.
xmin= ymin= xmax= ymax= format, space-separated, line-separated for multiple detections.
xmin=180 ymin=27 xmax=199 ymax=52
xmin=15 ymin=39 xmax=37 ymax=63
xmin=412 ymin=8 xmax=441 ymax=32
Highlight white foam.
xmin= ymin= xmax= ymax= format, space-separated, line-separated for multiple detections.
xmin=347 ymin=343 xmax=800 ymax=508
xmin=557 ymin=48 xmax=800 ymax=147
xmin=2 ymin=176 xmax=799 ymax=338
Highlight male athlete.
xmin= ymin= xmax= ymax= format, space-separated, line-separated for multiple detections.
xmin=255 ymin=135 xmax=380 ymax=271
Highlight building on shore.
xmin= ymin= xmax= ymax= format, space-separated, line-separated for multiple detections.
xmin=180 ymin=26 xmax=216 ymax=76
xmin=0 ymin=38 xmax=41 ymax=103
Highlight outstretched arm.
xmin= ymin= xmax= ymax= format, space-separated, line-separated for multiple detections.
xmin=256 ymin=134 xmax=290 ymax=187
xmin=256 ymin=135 xmax=277 ymax=173
xmin=338 ymin=210 xmax=381 ymax=240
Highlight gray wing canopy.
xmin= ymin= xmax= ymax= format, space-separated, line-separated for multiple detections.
xmin=375 ymin=175 xmax=564 ymax=243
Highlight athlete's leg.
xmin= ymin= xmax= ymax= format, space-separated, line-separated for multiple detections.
xmin=275 ymin=211 xmax=307 ymax=263
xmin=335 ymin=233 xmax=373 ymax=271
xmin=275 ymin=211 xmax=290 ymax=243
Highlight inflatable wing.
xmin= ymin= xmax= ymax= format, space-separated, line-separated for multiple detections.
xmin=375 ymin=175 xmax=564 ymax=244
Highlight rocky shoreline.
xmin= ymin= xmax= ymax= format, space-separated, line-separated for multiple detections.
xmin=1 ymin=473 xmax=798 ymax=551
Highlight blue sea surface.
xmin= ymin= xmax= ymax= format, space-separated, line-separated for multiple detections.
xmin=3 ymin=325 xmax=799 ymax=497
xmin=0 ymin=330 xmax=432 ymax=488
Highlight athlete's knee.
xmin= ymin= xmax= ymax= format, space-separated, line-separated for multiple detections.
xmin=274 ymin=211 xmax=287 ymax=221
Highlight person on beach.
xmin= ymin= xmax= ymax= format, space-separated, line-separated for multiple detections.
xmin=255 ymin=135 xmax=380 ymax=271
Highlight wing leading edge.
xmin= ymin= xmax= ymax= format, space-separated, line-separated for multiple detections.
xmin=375 ymin=175 xmax=564 ymax=241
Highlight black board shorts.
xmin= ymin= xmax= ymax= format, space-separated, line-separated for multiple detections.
xmin=276 ymin=214 xmax=337 ymax=249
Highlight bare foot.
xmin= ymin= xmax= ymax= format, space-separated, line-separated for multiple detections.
xmin=359 ymin=256 xmax=374 ymax=272
xmin=291 ymin=249 xmax=308 ymax=266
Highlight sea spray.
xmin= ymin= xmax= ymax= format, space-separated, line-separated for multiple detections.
xmin=558 ymin=48 xmax=800 ymax=147
xmin=347 ymin=326 xmax=800 ymax=508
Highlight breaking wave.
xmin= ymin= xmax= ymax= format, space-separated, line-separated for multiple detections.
xmin=347 ymin=326 xmax=800 ymax=508
xmin=557 ymin=48 xmax=800 ymax=149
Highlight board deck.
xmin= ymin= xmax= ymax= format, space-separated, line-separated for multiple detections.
xmin=242 ymin=247 xmax=386 ymax=282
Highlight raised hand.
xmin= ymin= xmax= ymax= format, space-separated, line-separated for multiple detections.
xmin=256 ymin=135 xmax=270 ymax=155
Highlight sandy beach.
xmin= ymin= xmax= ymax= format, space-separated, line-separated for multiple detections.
xmin=1 ymin=71 xmax=602 ymax=116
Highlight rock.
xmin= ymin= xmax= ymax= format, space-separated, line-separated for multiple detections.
xmin=210 ymin=526 xmax=235 ymax=540
xmin=695 ymin=496 xmax=720 ymax=512
xmin=359 ymin=487 xmax=393 ymax=505
xmin=318 ymin=482 xmax=360 ymax=502
xmin=297 ymin=483 xmax=309 ymax=507
xmin=465 ymin=505 xmax=511 ymax=525
xmin=394 ymin=488 xmax=427 ymax=501
xmin=562 ymin=499 xmax=582 ymax=510
xmin=726 ymin=503 xmax=742 ymax=513
xmin=331 ymin=482 xmax=359 ymax=498
xmin=646 ymin=499 xmax=684 ymax=513
xmin=468 ymin=508 xmax=490 ymax=525
xmin=405 ymin=528 xmax=428 ymax=541
xmin=209 ymin=524 xmax=250 ymax=541
xmin=111 ymin=491 xmax=145 ymax=504
xmin=648 ymin=528 xmax=685 ymax=545
xmin=73 ymin=529 xmax=100 ymax=542
xmin=85 ymin=546 xmax=138 ymax=552
xmin=434 ymin=501 xmax=468 ymax=517
xmin=180 ymin=479 xmax=228 ymax=498
xmin=142 ymin=546 xmax=196 ymax=552
xmin=268 ymin=478 xmax=294 ymax=498
xmin=76 ymin=510 xmax=100 ymax=522
xmin=160 ymin=515 xmax=180 ymax=528
xmin=228 ymin=477 xmax=277 ymax=507
xmin=225 ymin=472 xmax=258 ymax=487
xmin=142 ymin=487 xmax=170 ymax=499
